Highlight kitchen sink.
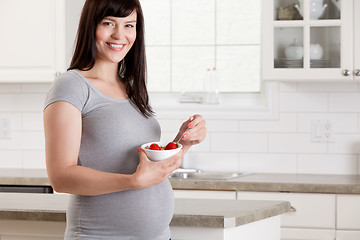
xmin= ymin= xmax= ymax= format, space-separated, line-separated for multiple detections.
xmin=170 ymin=169 xmax=250 ymax=180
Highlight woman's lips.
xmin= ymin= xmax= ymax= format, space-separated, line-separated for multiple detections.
xmin=106 ymin=42 xmax=125 ymax=51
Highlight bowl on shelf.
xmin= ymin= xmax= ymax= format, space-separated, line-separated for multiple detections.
xmin=285 ymin=39 xmax=303 ymax=60
xmin=310 ymin=43 xmax=324 ymax=60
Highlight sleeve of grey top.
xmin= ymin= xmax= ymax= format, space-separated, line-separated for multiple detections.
xmin=44 ymin=72 xmax=89 ymax=112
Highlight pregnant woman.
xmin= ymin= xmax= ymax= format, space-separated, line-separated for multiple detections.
xmin=43 ymin=0 xmax=206 ymax=239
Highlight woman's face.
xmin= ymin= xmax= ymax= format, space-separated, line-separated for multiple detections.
xmin=95 ymin=10 xmax=137 ymax=64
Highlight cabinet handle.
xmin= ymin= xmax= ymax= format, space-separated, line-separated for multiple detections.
xmin=55 ymin=72 xmax=61 ymax=76
xmin=355 ymin=69 xmax=360 ymax=77
xmin=343 ymin=69 xmax=351 ymax=76
xmin=290 ymin=206 xmax=296 ymax=212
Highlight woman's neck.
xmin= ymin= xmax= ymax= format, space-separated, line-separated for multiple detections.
xmin=87 ymin=60 xmax=120 ymax=83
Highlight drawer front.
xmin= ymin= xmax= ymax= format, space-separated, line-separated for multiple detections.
xmin=174 ymin=190 xmax=237 ymax=199
xmin=337 ymin=195 xmax=360 ymax=230
xmin=281 ymin=228 xmax=335 ymax=240
xmin=336 ymin=230 xmax=360 ymax=240
xmin=237 ymin=191 xmax=336 ymax=229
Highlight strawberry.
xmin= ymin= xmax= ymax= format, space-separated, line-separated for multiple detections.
xmin=165 ymin=142 xmax=178 ymax=150
xmin=150 ymin=143 xmax=161 ymax=150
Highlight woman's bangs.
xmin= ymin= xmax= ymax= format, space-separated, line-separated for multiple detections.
xmin=101 ymin=0 xmax=138 ymax=18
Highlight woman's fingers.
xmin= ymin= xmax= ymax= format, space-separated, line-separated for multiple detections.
xmin=182 ymin=115 xmax=206 ymax=143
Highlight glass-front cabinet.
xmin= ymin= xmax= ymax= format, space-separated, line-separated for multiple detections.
xmin=262 ymin=0 xmax=360 ymax=81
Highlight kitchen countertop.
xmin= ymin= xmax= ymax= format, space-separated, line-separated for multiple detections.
xmin=0 ymin=193 xmax=290 ymax=228
xmin=0 ymin=169 xmax=50 ymax=186
xmin=1 ymin=169 xmax=360 ymax=194
xmin=170 ymin=173 xmax=360 ymax=194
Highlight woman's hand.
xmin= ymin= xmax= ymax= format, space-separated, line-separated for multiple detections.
xmin=175 ymin=114 xmax=206 ymax=152
xmin=132 ymin=148 xmax=184 ymax=189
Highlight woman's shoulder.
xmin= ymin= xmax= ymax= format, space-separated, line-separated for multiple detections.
xmin=54 ymin=70 xmax=87 ymax=87
xmin=45 ymin=70 xmax=90 ymax=111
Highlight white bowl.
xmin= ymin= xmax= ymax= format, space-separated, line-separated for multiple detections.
xmin=141 ymin=141 xmax=183 ymax=161
xmin=285 ymin=45 xmax=304 ymax=60
xmin=310 ymin=43 xmax=323 ymax=60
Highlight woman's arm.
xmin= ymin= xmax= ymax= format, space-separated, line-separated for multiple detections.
xmin=44 ymin=101 xmax=182 ymax=196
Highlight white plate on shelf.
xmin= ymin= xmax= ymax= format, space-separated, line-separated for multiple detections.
xmin=274 ymin=59 xmax=329 ymax=68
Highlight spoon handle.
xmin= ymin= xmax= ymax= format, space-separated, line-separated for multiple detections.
xmin=176 ymin=128 xmax=189 ymax=144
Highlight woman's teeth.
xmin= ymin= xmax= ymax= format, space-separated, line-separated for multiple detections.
xmin=109 ymin=43 xmax=123 ymax=48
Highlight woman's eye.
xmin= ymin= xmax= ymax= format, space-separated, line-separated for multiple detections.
xmin=103 ymin=22 xmax=115 ymax=27
xmin=125 ymin=24 xmax=135 ymax=28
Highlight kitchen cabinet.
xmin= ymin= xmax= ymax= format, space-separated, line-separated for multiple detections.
xmin=236 ymin=191 xmax=336 ymax=240
xmin=282 ymin=228 xmax=336 ymax=240
xmin=171 ymin=216 xmax=281 ymax=240
xmin=173 ymin=190 xmax=237 ymax=199
xmin=262 ymin=0 xmax=360 ymax=81
xmin=0 ymin=0 xmax=66 ymax=82
xmin=336 ymin=230 xmax=360 ymax=240
xmin=337 ymin=194 xmax=360 ymax=229
xmin=236 ymin=191 xmax=336 ymax=228
xmin=0 ymin=220 xmax=65 ymax=240
xmin=336 ymin=194 xmax=360 ymax=239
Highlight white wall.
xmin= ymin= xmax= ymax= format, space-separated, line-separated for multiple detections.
xmin=0 ymin=82 xmax=359 ymax=175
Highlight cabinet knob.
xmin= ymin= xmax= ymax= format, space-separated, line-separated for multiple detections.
xmin=343 ymin=69 xmax=351 ymax=76
xmin=55 ymin=72 xmax=61 ymax=76
xmin=355 ymin=69 xmax=360 ymax=77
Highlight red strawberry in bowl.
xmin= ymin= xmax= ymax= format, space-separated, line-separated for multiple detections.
xmin=165 ymin=142 xmax=178 ymax=150
xmin=149 ymin=143 xmax=161 ymax=151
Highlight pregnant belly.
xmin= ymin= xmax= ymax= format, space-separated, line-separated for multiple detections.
xmin=67 ymin=180 xmax=174 ymax=238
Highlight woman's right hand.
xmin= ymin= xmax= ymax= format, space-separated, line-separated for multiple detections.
xmin=132 ymin=148 xmax=184 ymax=189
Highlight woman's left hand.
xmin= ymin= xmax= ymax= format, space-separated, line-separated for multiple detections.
xmin=175 ymin=114 xmax=206 ymax=151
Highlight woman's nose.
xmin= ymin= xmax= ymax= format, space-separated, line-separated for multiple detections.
xmin=111 ymin=27 xmax=124 ymax=40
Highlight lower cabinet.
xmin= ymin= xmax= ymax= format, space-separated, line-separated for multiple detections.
xmin=171 ymin=216 xmax=281 ymax=240
xmin=173 ymin=189 xmax=237 ymax=199
xmin=236 ymin=191 xmax=336 ymax=240
xmin=236 ymin=191 xmax=336 ymax=229
xmin=0 ymin=220 xmax=65 ymax=240
xmin=336 ymin=230 xmax=360 ymax=240
xmin=281 ymin=228 xmax=336 ymax=240
xmin=174 ymin=190 xmax=360 ymax=240
xmin=336 ymin=194 xmax=360 ymax=240
xmin=337 ymin=195 xmax=360 ymax=230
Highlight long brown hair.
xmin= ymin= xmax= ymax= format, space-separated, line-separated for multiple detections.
xmin=68 ymin=0 xmax=153 ymax=117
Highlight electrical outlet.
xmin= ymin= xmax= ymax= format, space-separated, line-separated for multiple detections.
xmin=0 ymin=118 xmax=11 ymax=139
xmin=312 ymin=120 xmax=335 ymax=143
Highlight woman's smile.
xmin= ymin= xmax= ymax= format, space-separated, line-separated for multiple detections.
xmin=106 ymin=42 xmax=125 ymax=51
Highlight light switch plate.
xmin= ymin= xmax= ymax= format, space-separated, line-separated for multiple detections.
xmin=312 ymin=120 xmax=334 ymax=143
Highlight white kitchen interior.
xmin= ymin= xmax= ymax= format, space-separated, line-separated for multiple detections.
xmin=0 ymin=0 xmax=360 ymax=175
xmin=0 ymin=0 xmax=360 ymax=240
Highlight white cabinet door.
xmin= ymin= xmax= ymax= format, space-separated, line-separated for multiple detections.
xmin=336 ymin=230 xmax=360 ymax=240
xmin=237 ymin=191 xmax=336 ymax=229
xmin=281 ymin=228 xmax=335 ymax=240
xmin=0 ymin=220 xmax=65 ymax=239
xmin=0 ymin=0 xmax=65 ymax=82
xmin=262 ymin=0 xmax=356 ymax=81
xmin=174 ymin=190 xmax=237 ymax=199
xmin=337 ymin=194 xmax=360 ymax=230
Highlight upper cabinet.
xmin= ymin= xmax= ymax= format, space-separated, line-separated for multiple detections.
xmin=262 ymin=0 xmax=360 ymax=81
xmin=0 ymin=0 xmax=66 ymax=83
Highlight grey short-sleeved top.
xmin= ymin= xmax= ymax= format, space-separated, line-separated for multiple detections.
xmin=44 ymin=70 xmax=174 ymax=240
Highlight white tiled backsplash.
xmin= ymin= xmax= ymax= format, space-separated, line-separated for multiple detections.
xmin=0 ymin=82 xmax=360 ymax=175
